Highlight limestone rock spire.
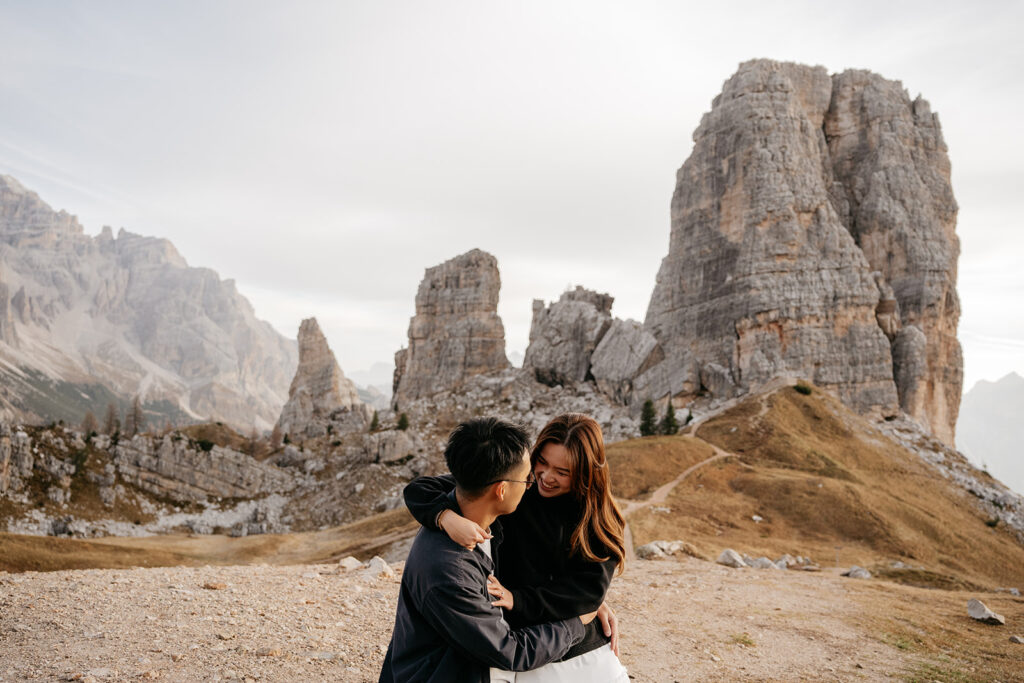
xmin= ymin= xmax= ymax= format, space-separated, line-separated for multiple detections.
xmin=277 ymin=317 xmax=363 ymax=438
xmin=392 ymin=249 xmax=510 ymax=406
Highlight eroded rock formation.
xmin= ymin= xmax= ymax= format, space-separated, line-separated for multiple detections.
xmin=523 ymin=286 xmax=614 ymax=386
xmin=643 ymin=59 xmax=961 ymax=442
xmin=392 ymin=249 xmax=510 ymax=406
xmin=114 ymin=434 xmax=297 ymax=503
xmin=276 ymin=318 xmax=366 ymax=439
xmin=825 ymin=70 xmax=962 ymax=443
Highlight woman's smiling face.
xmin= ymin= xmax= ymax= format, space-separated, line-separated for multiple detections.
xmin=534 ymin=443 xmax=573 ymax=498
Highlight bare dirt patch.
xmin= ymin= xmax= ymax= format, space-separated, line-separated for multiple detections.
xmin=5 ymin=556 xmax=1020 ymax=682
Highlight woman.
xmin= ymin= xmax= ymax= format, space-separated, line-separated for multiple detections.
xmin=404 ymin=412 xmax=629 ymax=682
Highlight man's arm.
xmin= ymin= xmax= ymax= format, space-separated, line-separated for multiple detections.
xmin=420 ymin=568 xmax=585 ymax=672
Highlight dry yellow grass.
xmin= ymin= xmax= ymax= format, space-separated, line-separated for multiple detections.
xmin=607 ymin=434 xmax=715 ymax=500
xmin=622 ymin=386 xmax=1024 ymax=590
xmin=0 ymin=508 xmax=417 ymax=573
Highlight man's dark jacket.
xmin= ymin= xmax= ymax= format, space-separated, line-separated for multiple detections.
xmin=379 ymin=494 xmax=584 ymax=683
xmin=404 ymin=474 xmax=616 ymax=660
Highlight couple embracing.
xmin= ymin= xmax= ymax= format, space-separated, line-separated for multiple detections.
xmin=380 ymin=413 xmax=630 ymax=682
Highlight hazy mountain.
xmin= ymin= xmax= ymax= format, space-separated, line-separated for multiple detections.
xmin=957 ymin=372 xmax=1024 ymax=494
xmin=0 ymin=174 xmax=296 ymax=430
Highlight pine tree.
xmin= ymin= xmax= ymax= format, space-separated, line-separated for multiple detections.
xmin=126 ymin=395 xmax=145 ymax=437
xmin=639 ymin=400 xmax=657 ymax=436
xmin=103 ymin=402 xmax=120 ymax=436
xmin=659 ymin=402 xmax=679 ymax=436
xmin=369 ymin=410 xmax=380 ymax=432
xmin=80 ymin=410 xmax=98 ymax=436
xmin=397 ymin=413 xmax=410 ymax=431
xmin=248 ymin=427 xmax=260 ymax=457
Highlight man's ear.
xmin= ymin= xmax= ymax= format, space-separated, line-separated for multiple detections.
xmin=494 ymin=481 xmax=508 ymax=502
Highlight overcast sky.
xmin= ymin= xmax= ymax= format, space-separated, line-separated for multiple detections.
xmin=1 ymin=0 xmax=1021 ymax=393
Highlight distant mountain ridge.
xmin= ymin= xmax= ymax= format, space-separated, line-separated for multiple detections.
xmin=0 ymin=174 xmax=297 ymax=430
xmin=957 ymin=372 xmax=1024 ymax=495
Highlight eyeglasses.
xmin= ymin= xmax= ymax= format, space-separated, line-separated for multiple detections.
xmin=485 ymin=472 xmax=535 ymax=489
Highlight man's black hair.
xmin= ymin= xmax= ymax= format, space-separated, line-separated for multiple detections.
xmin=444 ymin=417 xmax=531 ymax=498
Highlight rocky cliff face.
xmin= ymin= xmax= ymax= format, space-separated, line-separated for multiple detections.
xmin=0 ymin=175 xmax=297 ymax=430
xmin=392 ymin=249 xmax=510 ymax=406
xmin=523 ymin=286 xmax=614 ymax=386
xmin=276 ymin=318 xmax=366 ymax=439
xmin=824 ymin=70 xmax=962 ymax=444
xmin=643 ymin=60 xmax=961 ymax=442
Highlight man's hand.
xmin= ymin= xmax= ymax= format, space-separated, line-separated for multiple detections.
xmin=579 ymin=609 xmax=599 ymax=625
xmin=487 ymin=575 xmax=514 ymax=610
xmin=596 ymin=602 xmax=619 ymax=657
xmin=438 ymin=510 xmax=491 ymax=549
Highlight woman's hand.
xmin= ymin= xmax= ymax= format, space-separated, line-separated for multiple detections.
xmin=438 ymin=510 xmax=491 ymax=549
xmin=487 ymin=575 xmax=514 ymax=610
xmin=596 ymin=601 xmax=619 ymax=657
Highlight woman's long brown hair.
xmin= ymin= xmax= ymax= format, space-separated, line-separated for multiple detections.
xmin=532 ymin=413 xmax=626 ymax=573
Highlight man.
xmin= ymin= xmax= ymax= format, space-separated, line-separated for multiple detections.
xmin=380 ymin=417 xmax=596 ymax=682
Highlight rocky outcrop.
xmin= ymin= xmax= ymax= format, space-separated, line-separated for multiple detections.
xmin=0 ymin=276 xmax=14 ymax=346
xmin=643 ymin=60 xmax=961 ymax=441
xmin=392 ymin=249 xmax=510 ymax=406
xmin=589 ymin=320 xmax=663 ymax=404
xmin=113 ymin=434 xmax=297 ymax=503
xmin=523 ymin=287 xmax=614 ymax=386
xmin=277 ymin=318 xmax=365 ymax=439
xmin=0 ymin=175 xmax=297 ymax=430
xmin=825 ymin=70 xmax=962 ymax=444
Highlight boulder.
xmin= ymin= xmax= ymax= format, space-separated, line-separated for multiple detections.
xmin=636 ymin=540 xmax=700 ymax=560
xmin=748 ymin=557 xmax=778 ymax=570
xmin=967 ymin=598 xmax=1005 ymax=625
xmin=362 ymin=430 xmax=418 ymax=464
xmin=590 ymin=320 xmax=663 ymax=404
xmin=841 ymin=566 xmax=872 ymax=580
xmin=717 ymin=548 xmax=747 ymax=568
xmin=338 ymin=556 xmax=364 ymax=571
xmin=366 ymin=556 xmax=395 ymax=578
xmin=523 ymin=287 xmax=613 ymax=386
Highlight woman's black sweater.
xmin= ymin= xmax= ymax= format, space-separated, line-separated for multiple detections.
xmin=403 ymin=474 xmax=617 ymax=661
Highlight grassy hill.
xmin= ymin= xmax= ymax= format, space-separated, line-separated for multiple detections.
xmin=609 ymin=385 xmax=1024 ymax=589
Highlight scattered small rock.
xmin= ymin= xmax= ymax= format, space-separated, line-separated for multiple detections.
xmin=747 ymin=557 xmax=777 ymax=570
xmin=967 ymin=598 xmax=1005 ymax=625
xmin=256 ymin=647 xmax=283 ymax=657
xmin=338 ymin=556 xmax=364 ymax=571
xmin=996 ymin=587 xmax=1021 ymax=597
xmin=716 ymin=549 xmax=746 ymax=569
xmin=636 ymin=540 xmax=701 ymax=560
xmin=216 ymin=632 xmax=235 ymax=641
xmin=1009 ymin=635 xmax=1024 ymax=644
xmin=841 ymin=566 xmax=872 ymax=580
xmin=202 ymin=582 xmax=228 ymax=590
xmin=365 ymin=556 xmax=395 ymax=578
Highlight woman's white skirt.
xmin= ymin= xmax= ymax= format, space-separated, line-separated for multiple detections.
xmin=490 ymin=644 xmax=629 ymax=683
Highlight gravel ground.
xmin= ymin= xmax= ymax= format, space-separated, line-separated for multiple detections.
xmin=0 ymin=557 xmax=912 ymax=682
